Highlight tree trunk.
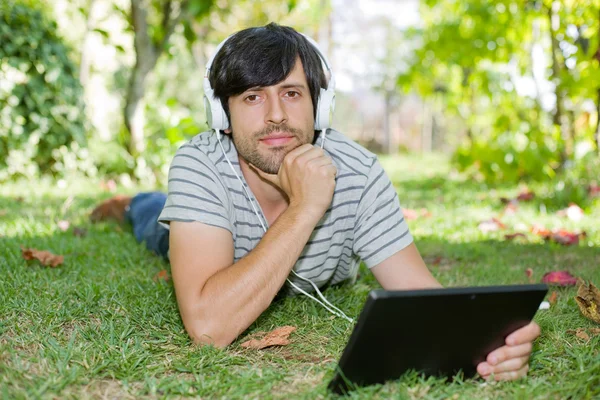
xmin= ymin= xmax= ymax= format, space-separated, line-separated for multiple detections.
xmin=547 ymin=2 xmax=569 ymax=166
xmin=124 ymin=0 xmax=186 ymax=157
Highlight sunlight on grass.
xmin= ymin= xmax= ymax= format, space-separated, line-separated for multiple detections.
xmin=1 ymin=154 xmax=599 ymax=398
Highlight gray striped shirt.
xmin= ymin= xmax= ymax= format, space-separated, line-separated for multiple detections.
xmin=158 ymin=129 xmax=413 ymax=294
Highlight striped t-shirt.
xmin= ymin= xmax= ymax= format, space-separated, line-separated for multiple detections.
xmin=157 ymin=129 xmax=413 ymax=294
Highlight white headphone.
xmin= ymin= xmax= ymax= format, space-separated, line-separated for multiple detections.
xmin=202 ymin=32 xmax=336 ymax=132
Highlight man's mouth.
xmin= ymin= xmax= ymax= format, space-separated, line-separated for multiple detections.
xmin=259 ymin=133 xmax=295 ymax=146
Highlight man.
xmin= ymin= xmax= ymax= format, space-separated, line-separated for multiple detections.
xmin=93 ymin=23 xmax=540 ymax=381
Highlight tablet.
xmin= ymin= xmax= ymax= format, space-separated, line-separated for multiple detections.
xmin=328 ymin=284 xmax=548 ymax=394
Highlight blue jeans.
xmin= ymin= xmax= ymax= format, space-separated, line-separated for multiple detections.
xmin=125 ymin=192 xmax=170 ymax=259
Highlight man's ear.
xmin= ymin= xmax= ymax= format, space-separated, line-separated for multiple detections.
xmin=224 ymin=128 xmax=232 ymax=134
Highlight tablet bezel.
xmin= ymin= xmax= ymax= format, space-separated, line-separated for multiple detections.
xmin=328 ymin=284 xmax=548 ymax=394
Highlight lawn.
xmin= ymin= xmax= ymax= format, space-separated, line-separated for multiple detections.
xmin=1 ymin=153 xmax=599 ymax=399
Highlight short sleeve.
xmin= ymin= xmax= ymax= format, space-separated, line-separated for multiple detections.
xmin=158 ymin=144 xmax=234 ymax=234
xmin=352 ymin=158 xmax=413 ymax=268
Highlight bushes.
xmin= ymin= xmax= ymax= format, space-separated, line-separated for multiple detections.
xmin=0 ymin=0 xmax=87 ymax=180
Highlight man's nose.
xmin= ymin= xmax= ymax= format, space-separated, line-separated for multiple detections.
xmin=265 ymin=96 xmax=288 ymax=125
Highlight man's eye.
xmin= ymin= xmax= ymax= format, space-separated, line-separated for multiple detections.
xmin=286 ymin=91 xmax=299 ymax=98
xmin=245 ymin=95 xmax=259 ymax=102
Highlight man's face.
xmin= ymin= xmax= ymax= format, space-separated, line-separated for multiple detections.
xmin=226 ymin=58 xmax=315 ymax=174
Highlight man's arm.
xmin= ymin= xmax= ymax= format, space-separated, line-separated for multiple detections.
xmin=370 ymin=243 xmax=442 ymax=290
xmin=170 ymin=206 xmax=320 ymax=348
xmin=371 ymin=242 xmax=540 ymax=381
xmin=169 ymin=144 xmax=336 ymax=348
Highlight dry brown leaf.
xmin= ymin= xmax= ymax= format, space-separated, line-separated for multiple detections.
xmin=505 ymin=232 xmax=527 ymax=240
xmin=525 ymin=268 xmax=534 ymax=283
xmin=568 ymin=328 xmax=590 ymax=341
xmin=21 ymin=247 xmax=64 ymax=267
xmin=575 ymin=279 xmax=600 ymax=324
xmin=73 ymin=227 xmax=88 ymax=237
xmin=548 ymin=291 xmax=558 ymax=305
xmin=240 ymin=326 xmax=296 ymax=350
xmin=153 ymin=269 xmax=170 ymax=282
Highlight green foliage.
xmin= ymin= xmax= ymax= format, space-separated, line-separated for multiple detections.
xmin=0 ymin=0 xmax=88 ymax=181
xmin=400 ymin=0 xmax=600 ymax=184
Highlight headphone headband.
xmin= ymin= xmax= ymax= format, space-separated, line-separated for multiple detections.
xmin=203 ymin=29 xmax=336 ymax=131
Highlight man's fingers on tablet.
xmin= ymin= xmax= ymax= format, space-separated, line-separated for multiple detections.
xmin=487 ymin=342 xmax=532 ymax=365
xmin=506 ymin=321 xmax=541 ymax=346
xmin=483 ymin=363 xmax=529 ymax=381
xmin=488 ymin=356 xmax=529 ymax=375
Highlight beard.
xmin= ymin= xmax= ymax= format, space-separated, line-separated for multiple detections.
xmin=232 ymin=123 xmax=313 ymax=174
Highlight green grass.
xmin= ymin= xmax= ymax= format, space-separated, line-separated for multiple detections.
xmin=1 ymin=154 xmax=599 ymax=399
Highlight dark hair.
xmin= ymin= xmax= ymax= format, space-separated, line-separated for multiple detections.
xmin=209 ymin=23 xmax=327 ymax=122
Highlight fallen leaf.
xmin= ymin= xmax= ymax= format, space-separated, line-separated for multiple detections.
xmin=505 ymin=232 xmax=526 ymax=240
xmin=478 ymin=218 xmax=506 ymax=233
xmin=57 ymin=220 xmax=70 ymax=231
xmin=541 ymin=271 xmax=578 ymax=286
xmin=548 ymin=291 xmax=558 ymax=305
xmin=525 ymin=268 xmax=534 ymax=283
xmin=531 ymin=224 xmax=552 ymax=238
xmin=516 ymin=189 xmax=535 ymax=202
xmin=73 ymin=227 xmax=87 ymax=237
xmin=567 ymin=328 xmax=590 ymax=341
xmin=240 ymin=326 xmax=296 ymax=350
xmin=21 ymin=247 xmax=64 ymax=267
xmin=557 ymin=203 xmax=584 ymax=222
xmin=153 ymin=269 xmax=170 ymax=282
xmin=575 ymin=279 xmax=600 ymax=324
xmin=590 ymin=328 xmax=600 ymax=336
xmin=550 ymin=230 xmax=584 ymax=246
xmin=531 ymin=225 xmax=585 ymax=246
xmin=431 ymin=256 xmax=443 ymax=266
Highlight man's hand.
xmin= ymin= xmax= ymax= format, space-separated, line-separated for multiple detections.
xmin=476 ymin=321 xmax=541 ymax=381
xmin=250 ymin=144 xmax=337 ymax=220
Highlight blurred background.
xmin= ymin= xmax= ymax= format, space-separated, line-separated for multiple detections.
xmin=1 ymin=0 xmax=599 ymax=196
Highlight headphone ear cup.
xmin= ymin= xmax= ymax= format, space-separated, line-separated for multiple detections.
xmin=314 ymin=87 xmax=335 ymax=131
xmin=203 ymin=78 xmax=229 ymax=131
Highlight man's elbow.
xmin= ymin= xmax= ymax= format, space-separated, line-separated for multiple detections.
xmin=189 ymin=321 xmax=236 ymax=348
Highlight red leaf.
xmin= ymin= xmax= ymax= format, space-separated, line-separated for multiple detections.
xmin=550 ymin=230 xmax=583 ymax=246
xmin=541 ymin=271 xmax=578 ymax=286
xmin=516 ymin=189 xmax=535 ymax=202
xmin=153 ymin=269 xmax=170 ymax=282
xmin=548 ymin=291 xmax=558 ymax=305
xmin=531 ymin=224 xmax=552 ymax=238
xmin=21 ymin=247 xmax=64 ymax=267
